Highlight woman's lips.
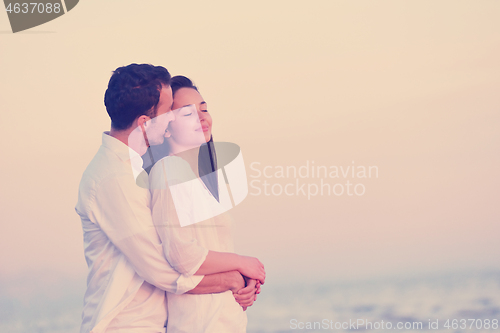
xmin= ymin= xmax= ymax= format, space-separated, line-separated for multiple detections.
xmin=202 ymin=125 xmax=209 ymax=132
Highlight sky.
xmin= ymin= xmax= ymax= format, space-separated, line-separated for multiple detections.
xmin=0 ymin=0 xmax=499 ymax=300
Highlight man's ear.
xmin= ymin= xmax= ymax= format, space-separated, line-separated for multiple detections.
xmin=136 ymin=115 xmax=149 ymax=128
xmin=136 ymin=115 xmax=151 ymax=147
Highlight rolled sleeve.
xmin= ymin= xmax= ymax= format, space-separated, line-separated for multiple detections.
xmin=175 ymin=274 xmax=204 ymax=295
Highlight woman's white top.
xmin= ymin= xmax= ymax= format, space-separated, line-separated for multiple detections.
xmin=149 ymin=155 xmax=247 ymax=333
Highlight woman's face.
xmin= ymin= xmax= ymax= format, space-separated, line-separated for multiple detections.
xmin=166 ymin=87 xmax=213 ymax=151
xmin=171 ymin=87 xmax=213 ymax=143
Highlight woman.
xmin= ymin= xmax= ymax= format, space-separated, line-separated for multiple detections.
xmin=149 ymin=76 xmax=264 ymax=332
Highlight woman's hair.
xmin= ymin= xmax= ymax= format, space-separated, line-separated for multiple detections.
xmin=171 ymin=76 xmax=219 ymax=201
xmin=170 ymin=75 xmax=199 ymax=96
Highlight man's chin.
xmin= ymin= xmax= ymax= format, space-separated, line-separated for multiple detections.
xmin=149 ymin=137 xmax=165 ymax=146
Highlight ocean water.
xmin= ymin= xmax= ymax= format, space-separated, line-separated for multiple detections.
xmin=247 ymin=270 xmax=500 ymax=333
xmin=1 ymin=270 xmax=499 ymax=332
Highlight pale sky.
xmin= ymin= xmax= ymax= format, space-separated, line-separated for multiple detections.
xmin=0 ymin=0 xmax=499 ymax=291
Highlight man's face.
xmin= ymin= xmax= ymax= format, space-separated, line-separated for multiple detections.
xmin=144 ymin=85 xmax=175 ymax=146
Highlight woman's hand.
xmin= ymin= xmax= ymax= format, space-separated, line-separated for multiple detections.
xmin=255 ymin=280 xmax=262 ymax=297
xmin=238 ymin=255 xmax=265 ymax=284
xmin=233 ymin=276 xmax=260 ymax=310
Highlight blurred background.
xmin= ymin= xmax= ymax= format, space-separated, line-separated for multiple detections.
xmin=1 ymin=0 xmax=499 ymax=332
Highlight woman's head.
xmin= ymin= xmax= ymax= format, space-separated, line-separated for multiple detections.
xmin=169 ymin=76 xmax=213 ymax=144
xmin=160 ymin=76 xmax=219 ymax=200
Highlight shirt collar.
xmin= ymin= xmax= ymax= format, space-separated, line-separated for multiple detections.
xmin=102 ymin=132 xmax=144 ymax=180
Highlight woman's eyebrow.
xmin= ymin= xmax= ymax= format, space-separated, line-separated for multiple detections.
xmin=200 ymin=101 xmax=206 ymax=105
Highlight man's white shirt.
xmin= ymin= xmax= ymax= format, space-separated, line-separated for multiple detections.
xmin=75 ymin=132 xmax=203 ymax=333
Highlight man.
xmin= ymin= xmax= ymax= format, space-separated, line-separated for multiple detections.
xmin=75 ymin=64 xmax=257 ymax=333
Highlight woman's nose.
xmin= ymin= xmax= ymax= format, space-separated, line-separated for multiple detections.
xmin=197 ymin=109 xmax=206 ymax=121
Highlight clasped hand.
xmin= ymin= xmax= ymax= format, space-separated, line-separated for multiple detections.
xmin=233 ymin=276 xmax=262 ymax=311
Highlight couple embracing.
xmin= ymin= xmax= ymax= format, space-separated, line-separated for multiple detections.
xmin=76 ymin=63 xmax=265 ymax=333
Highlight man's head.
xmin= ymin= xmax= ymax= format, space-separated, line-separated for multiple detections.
xmin=104 ymin=63 xmax=173 ymax=130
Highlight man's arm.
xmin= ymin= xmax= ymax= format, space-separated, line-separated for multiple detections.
xmin=186 ymin=270 xmax=244 ymax=294
xmin=187 ymin=271 xmax=259 ymax=311
xmin=92 ymin=173 xmax=202 ymax=294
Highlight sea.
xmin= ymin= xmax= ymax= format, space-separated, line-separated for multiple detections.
xmin=1 ymin=270 xmax=499 ymax=333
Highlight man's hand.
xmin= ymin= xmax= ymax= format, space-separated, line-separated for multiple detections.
xmin=233 ymin=276 xmax=260 ymax=311
xmin=224 ymin=270 xmax=245 ymax=294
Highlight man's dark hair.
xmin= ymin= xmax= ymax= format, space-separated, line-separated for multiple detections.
xmin=104 ymin=63 xmax=171 ymax=130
